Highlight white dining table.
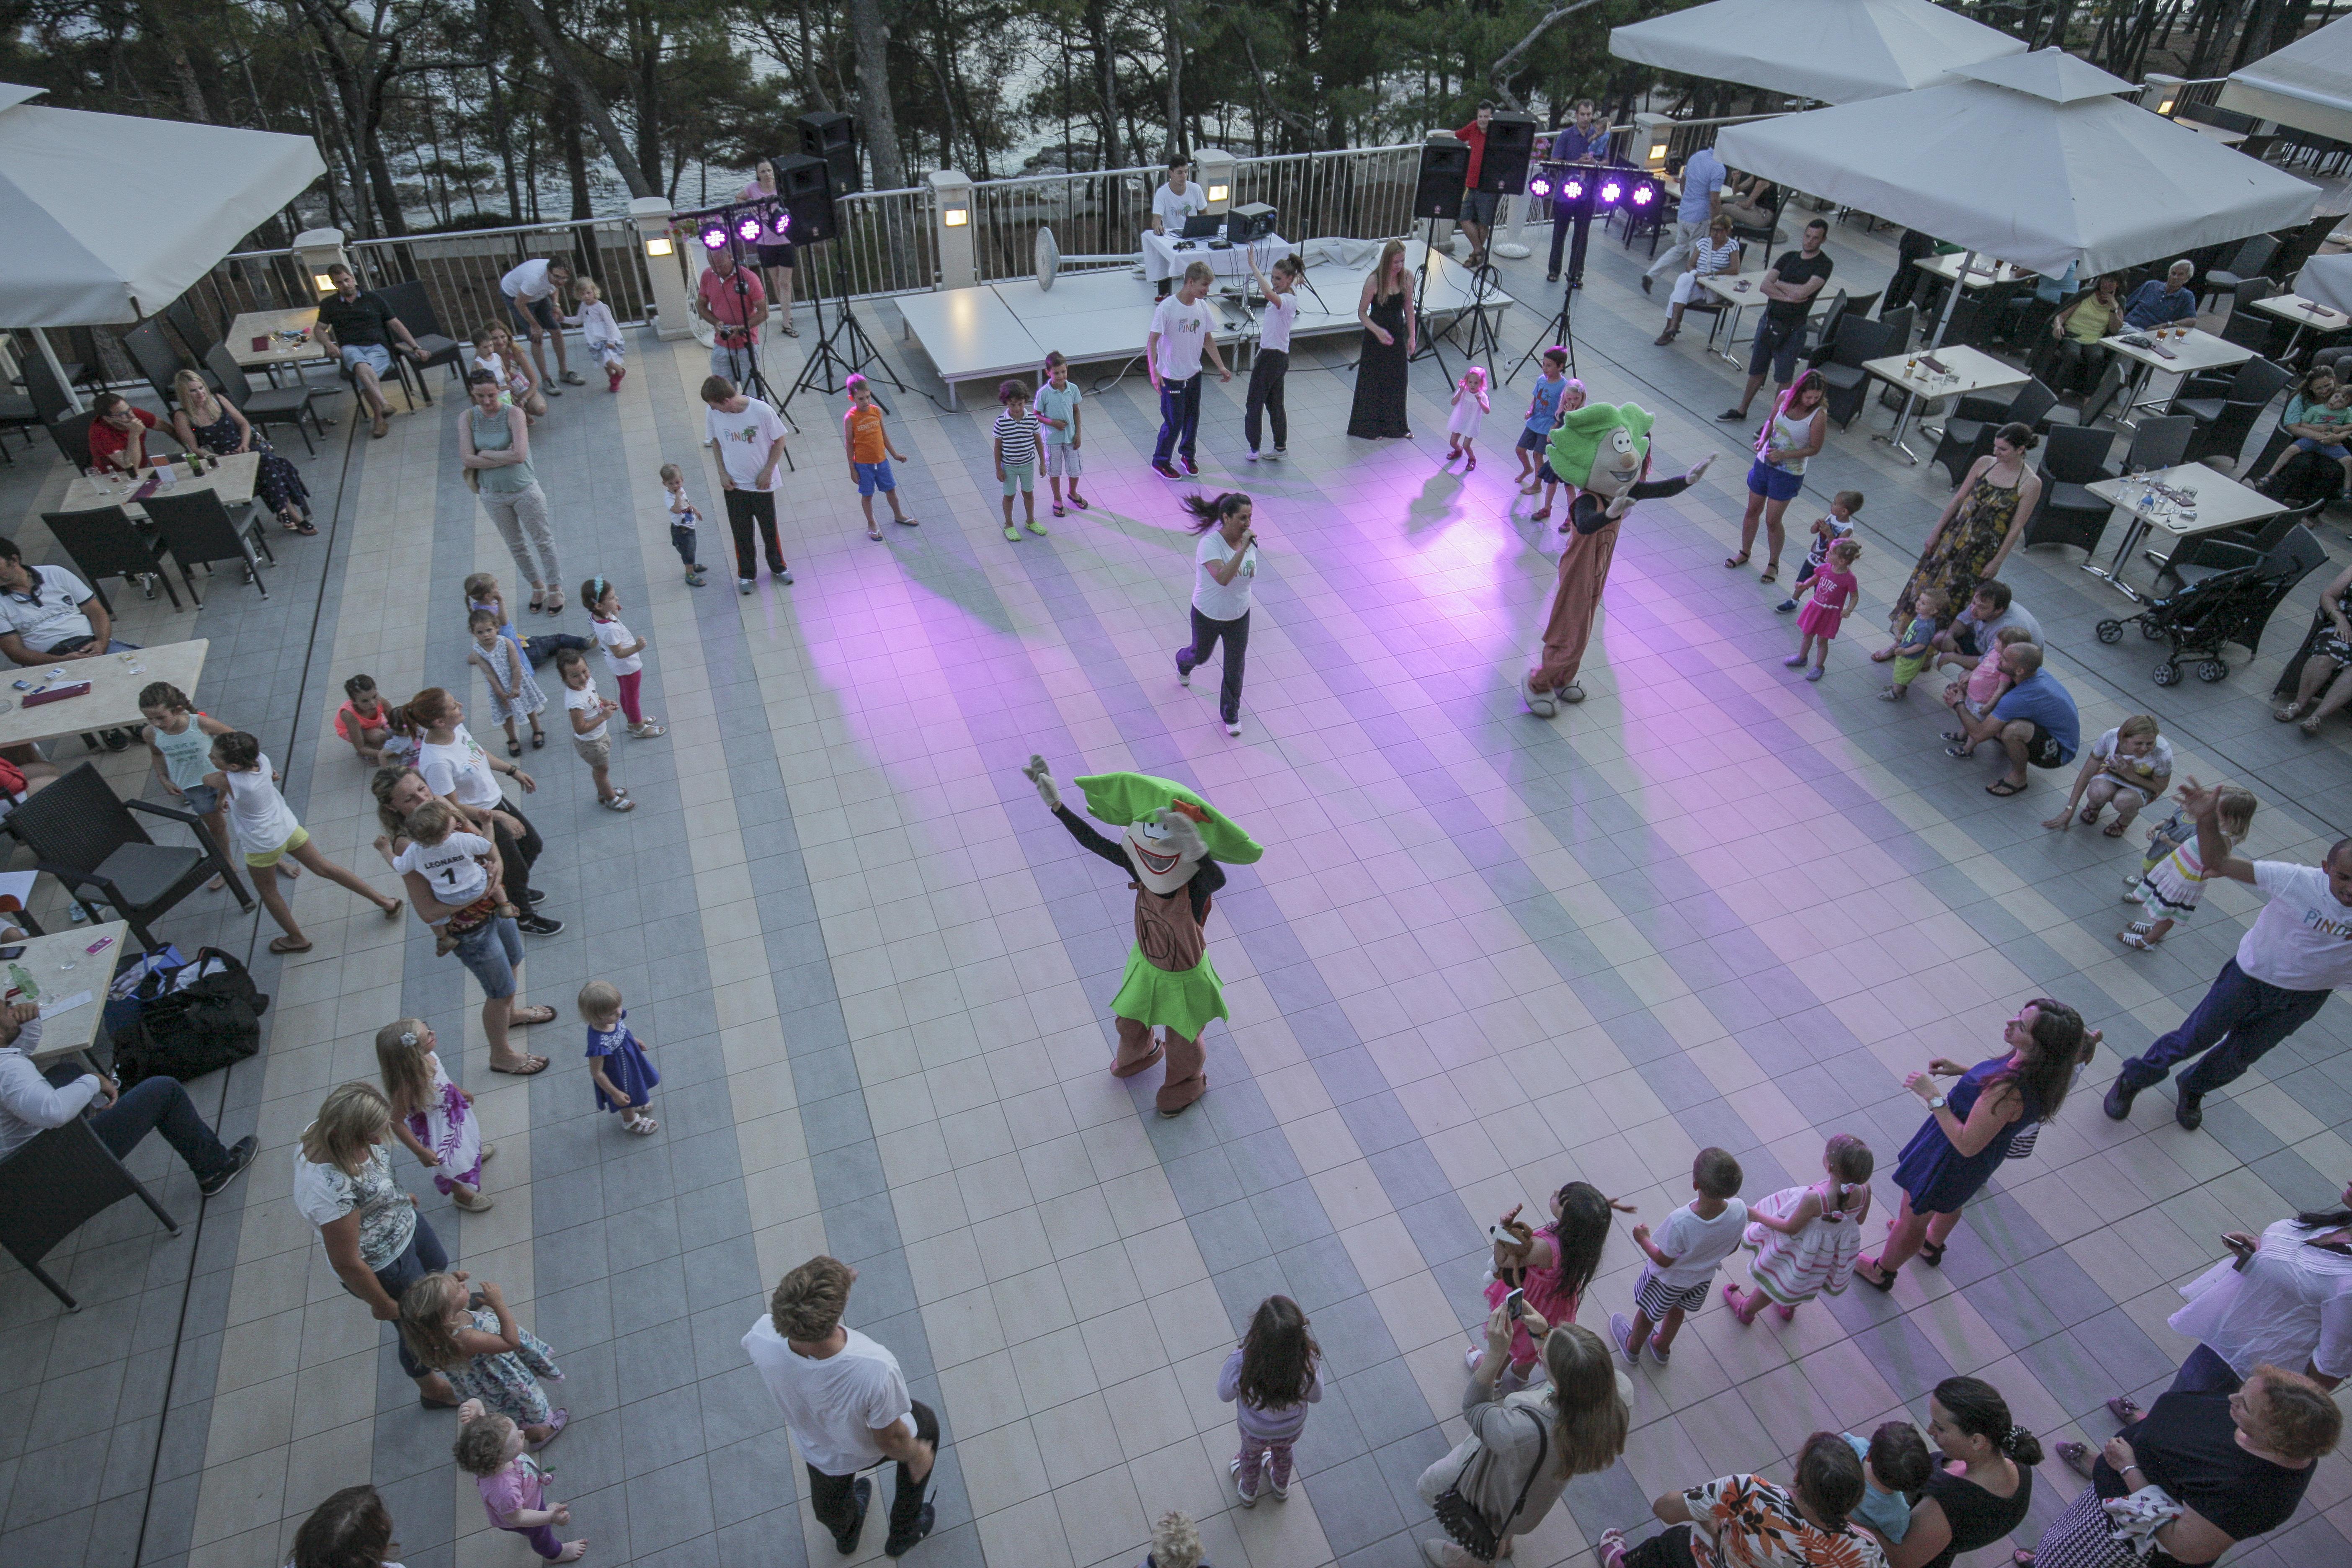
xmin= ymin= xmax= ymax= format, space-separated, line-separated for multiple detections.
xmin=1859 ymin=345 xmax=2026 ymax=464
xmin=2080 ymin=462 xmax=2282 ymax=599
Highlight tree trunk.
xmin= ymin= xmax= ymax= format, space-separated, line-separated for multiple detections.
xmin=505 ymin=0 xmax=655 ymax=197
xmin=630 ymin=2 xmax=662 ymax=195
xmin=1164 ymin=0 xmax=1185 ymax=159
xmin=137 ymin=1 xmax=214 ymax=125
xmin=845 ymin=0 xmax=908 ymax=188
xmin=1086 ymin=0 xmax=1120 ymax=168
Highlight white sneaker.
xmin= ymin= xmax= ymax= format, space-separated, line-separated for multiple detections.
xmin=1230 ymin=1456 xmax=1259 ymax=1508
xmin=738 ymin=577 xmax=755 ymax=595
xmin=1225 ymin=721 xmax=1241 ymax=737
xmin=1176 ymin=654 xmax=1191 ymax=687
xmin=1265 ymin=1455 xmax=1289 ymax=1501
xmin=1246 ymin=449 xmax=1261 ymax=462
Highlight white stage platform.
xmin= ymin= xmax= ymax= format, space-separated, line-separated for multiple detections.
xmin=896 ymin=243 xmax=1514 ymax=407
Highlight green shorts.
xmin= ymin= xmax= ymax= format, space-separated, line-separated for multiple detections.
xmin=1001 ymin=461 xmax=1035 ymax=497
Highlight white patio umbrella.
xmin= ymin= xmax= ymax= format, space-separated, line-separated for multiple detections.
xmin=0 ymin=81 xmax=325 ymax=412
xmin=1714 ymin=50 xmax=2317 ymax=280
xmin=1608 ymin=0 xmax=2026 ymax=104
xmin=2222 ymin=12 xmax=2352 ymax=145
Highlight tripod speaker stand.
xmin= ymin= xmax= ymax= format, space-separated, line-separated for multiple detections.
xmin=781 ymin=271 xmax=903 ymax=419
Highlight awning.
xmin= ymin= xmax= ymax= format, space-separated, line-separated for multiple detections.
xmin=1609 ymin=0 xmax=2026 ymax=104
xmin=2221 ymin=13 xmax=2352 ymax=145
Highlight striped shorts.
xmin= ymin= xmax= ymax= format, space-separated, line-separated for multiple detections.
xmin=1634 ymin=1266 xmax=1712 ymax=1318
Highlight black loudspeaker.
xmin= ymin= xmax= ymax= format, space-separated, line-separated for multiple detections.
xmin=1227 ymin=203 xmax=1277 ymax=242
xmin=1479 ymin=114 xmax=1537 ymax=196
xmin=1413 ymin=139 xmax=1469 ymax=222
xmin=798 ymin=111 xmax=861 ymax=196
xmin=773 ymin=152 xmax=839 ymax=244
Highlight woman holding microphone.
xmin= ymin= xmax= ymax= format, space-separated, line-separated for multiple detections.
xmin=1173 ymin=493 xmax=1259 ymax=738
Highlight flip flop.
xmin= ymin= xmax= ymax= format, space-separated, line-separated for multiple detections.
xmin=895 ymin=514 xmax=921 ymax=526
xmin=510 ymin=1005 xmax=558 ymax=1026
xmin=490 ymin=1054 xmax=550 ymax=1075
xmin=867 ymin=526 xmax=883 ymax=540
xmin=527 ymin=1408 xmax=570 ymax=1451
xmin=268 ymin=936 xmax=312 ymax=954
xmin=1944 ymin=743 xmax=1974 ymax=759
xmin=1069 ymin=496 xmax=1090 ymax=510
xmin=1986 ymin=778 xmax=2028 ymax=796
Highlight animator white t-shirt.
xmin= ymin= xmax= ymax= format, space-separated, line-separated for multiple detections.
xmin=1192 ymin=530 xmax=1257 ymax=622
xmin=1153 ymin=181 xmax=1208 ymax=230
xmin=1150 ymin=295 xmax=1217 ymax=383
xmin=2238 ymin=861 xmax=2352 ymax=992
xmin=741 ymin=1318 xmax=914 ymax=1475
xmin=1259 ymin=291 xmax=1299 ymax=355
xmin=706 ymin=397 xmax=789 ymax=493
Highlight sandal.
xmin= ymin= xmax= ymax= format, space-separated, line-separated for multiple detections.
xmin=1944 ymin=743 xmax=1975 ymax=759
xmin=1855 ymin=1256 xmax=1897 ymax=1292
xmin=510 ymin=1005 xmax=558 ymax=1027
xmin=1069 ymin=495 xmax=1089 ymax=510
xmin=624 ymin=1114 xmax=660 ymax=1135
xmin=507 ymin=737 xmax=523 ymax=757
xmin=1466 ymin=454 xmax=1477 ymax=470
xmin=281 ymin=516 xmax=318 ymax=536
xmin=527 ymin=1408 xmax=570 ymax=1451
xmin=543 ymin=590 xmax=564 ymax=615
xmin=2102 ymin=820 xmax=2127 ymax=838
xmin=382 ymin=898 xmax=403 ymax=921
xmin=529 ymin=589 xmax=545 ymax=614
xmin=2275 ymin=702 xmax=2310 ymax=722
xmin=601 ymin=793 xmax=637 ymax=811
xmin=1986 ymin=778 xmax=2028 ymax=796
xmin=530 ymin=729 xmax=545 ymax=749
xmin=490 ymin=1053 xmax=550 ymax=1075
xmin=867 ymin=525 xmax=883 ymax=540
xmin=1759 ymin=563 xmax=1779 ymax=584
xmin=268 ymin=936 xmax=313 ymax=954
xmin=2303 ymin=717 xmax=2323 ymax=735
xmin=2120 ymin=929 xmax=2159 ymax=951
xmin=1919 ymin=1240 xmax=1945 ymax=1267
xmin=1725 ymin=551 xmax=1750 ymax=569
xmin=451 ymin=1186 xmax=494 ymax=1212
xmin=1052 ymin=505 xmax=1067 ymax=518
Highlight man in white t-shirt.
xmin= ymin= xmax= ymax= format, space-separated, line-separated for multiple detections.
xmin=0 ymin=539 xmax=130 ymax=665
xmin=743 ymin=1256 xmax=936 ymax=1558
xmin=499 ymin=255 xmax=581 ymax=391
xmin=1150 ymin=157 xmax=1210 ymax=297
xmin=1146 ymin=261 xmax=1231 ymax=480
xmin=700 ymin=375 xmax=793 ymax=593
xmin=2107 ymin=778 xmax=2352 ymax=1131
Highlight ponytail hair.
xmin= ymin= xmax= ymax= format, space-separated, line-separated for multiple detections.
xmin=1178 ymin=491 xmax=1251 ymax=534
xmin=1933 ymin=1375 xmax=2043 ymax=1466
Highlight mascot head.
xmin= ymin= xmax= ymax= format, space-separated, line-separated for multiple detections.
xmin=1543 ymin=402 xmax=1656 ymax=500
xmin=1073 ymin=772 xmax=1264 ymax=895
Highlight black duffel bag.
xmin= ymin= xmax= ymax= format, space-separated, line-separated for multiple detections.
xmin=113 ymin=947 xmax=271 ymax=1086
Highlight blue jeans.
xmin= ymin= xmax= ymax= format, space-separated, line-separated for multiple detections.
xmin=44 ymin=636 xmax=141 ymax=657
xmin=452 ymin=916 xmax=523 ymax=999
xmin=370 ymin=1214 xmax=449 ymax=1380
xmin=48 ymin=1064 xmax=234 ymax=1181
xmin=1154 ymin=375 xmax=1202 ymax=466
xmin=2117 ymin=957 xmax=2331 ymax=1098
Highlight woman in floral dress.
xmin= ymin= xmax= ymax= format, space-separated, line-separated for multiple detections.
xmin=170 ymin=369 xmax=315 ymax=534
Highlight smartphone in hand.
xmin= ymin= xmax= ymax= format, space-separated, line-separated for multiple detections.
xmin=1504 ymin=1287 xmax=1526 ymax=1321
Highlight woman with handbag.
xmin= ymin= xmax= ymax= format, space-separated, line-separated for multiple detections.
xmin=1416 ymin=1301 xmax=1630 ymax=1567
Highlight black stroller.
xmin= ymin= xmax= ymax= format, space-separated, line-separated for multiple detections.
xmin=2095 ymin=523 xmax=2330 ymax=685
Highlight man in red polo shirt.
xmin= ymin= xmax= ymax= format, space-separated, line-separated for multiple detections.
xmin=1452 ymin=102 xmax=1498 ymax=269
xmin=695 ymin=249 xmax=769 ymax=384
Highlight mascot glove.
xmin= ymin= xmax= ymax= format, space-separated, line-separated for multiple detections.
xmin=1022 ymin=754 xmax=1062 ymax=811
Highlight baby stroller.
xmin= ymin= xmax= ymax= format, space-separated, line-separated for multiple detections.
xmin=2095 ymin=523 xmax=2329 ymax=684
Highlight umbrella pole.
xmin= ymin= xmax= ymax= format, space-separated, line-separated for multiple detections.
xmin=31 ymin=328 xmax=84 ymax=415
xmin=1877 ymin=248 xmax=1976 ymax=463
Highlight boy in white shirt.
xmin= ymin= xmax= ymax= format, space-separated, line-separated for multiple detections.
xmin=1612 ymin=1147 xmax=1747 ymax=1366
xmin=1151 ymin=158 xmax=1210 ymax=299
xmin=1146 ymin=261 xmax=1231 ymax=480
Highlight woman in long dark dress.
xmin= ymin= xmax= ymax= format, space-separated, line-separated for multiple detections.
xmin=1348 ymin=239 xmax=1415 ymax=439
xmin=1854 ymin=997 xmax=2082 ymax=1292
xmin=170 ymin=369 xmax=315 ymax=534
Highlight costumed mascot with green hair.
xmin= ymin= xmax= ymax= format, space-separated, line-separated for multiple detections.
xmin=1523 ymin=402 xmax=1714 ymax=715
xmin=1023 ymin=757 xmax=1263 ymax=1117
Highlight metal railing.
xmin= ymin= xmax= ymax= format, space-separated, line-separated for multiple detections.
xmin=2169 ymin=76 xmax=2230 ymax=112
xmin=346 ymin=217 xmax=655 ymax=343
xmin=1228 ymin=145 xmax=1426 ymax=254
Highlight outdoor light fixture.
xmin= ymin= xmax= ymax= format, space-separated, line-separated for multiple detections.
xmin=1206 ymin=183 xmax=1230 ymax=203
xmin=2157 ymin=93 xmax=2178 ymax=115
xmin=312 ymin=273 xmax=336 ymax=294
xmin=943 ymin=204 xmax=969 ymax=227
xmin=644 ymin=234 xmax=673 ymax=258
xmin=1649 ymin=137 xmax=1670 ymax=164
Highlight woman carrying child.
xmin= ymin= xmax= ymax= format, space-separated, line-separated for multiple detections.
xmin=2043 ymin=713 xmax=2172 ymax=837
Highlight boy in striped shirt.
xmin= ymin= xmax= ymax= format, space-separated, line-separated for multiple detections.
xmin=994 ymin=379 xmax=1045 ymax=540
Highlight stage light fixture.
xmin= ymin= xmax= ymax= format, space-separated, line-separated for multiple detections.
xmin=1529 ymin=175 xmax=1552 ymax=199
xmin=1599 ymin=178 xmax=1623 ymax=204
xmin=1561 ymin=176 xmax=1584 ymax=201
xmin=1630 ymin=181 xmax=1656 ymax=207
xmin=736 ymin=212 xmax=765 ymax=243
xmin=699 ymin=220 xmax=730 ymax=250
xmin=768 ymin=204 xmax=792 ymax=239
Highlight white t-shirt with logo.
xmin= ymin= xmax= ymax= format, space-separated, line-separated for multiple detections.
xmin=705 ymin=398 xmax=789 ymax=493
xmin=1150 ymin=295 xmax=1217 ymax=383
xmin=1193 ymin=530 xmax=1257 ymax=623
xmin=1153 ymin=181 xmax=1208 ymax=231
xmin=565 ymin=677 xmax=609 ymax=743
xmin=418 ymin=726 xmax=503 ymax=810
xmin=1647 ymin=1199 xmax=1750 ymax=1289
xmin=741 ymin=1318 xmax=915 ymax=1476
xmin=393 ymin=830 xmax=493 ymax=907
xmin=2238 ymin=861 xmax=2352 ymax=992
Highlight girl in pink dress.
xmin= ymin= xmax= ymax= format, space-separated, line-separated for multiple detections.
xmin=1784 ymin=537 xmax=1862 ymax=682
xmin=1466 ymin=1180 xmax=1627 ymax=1390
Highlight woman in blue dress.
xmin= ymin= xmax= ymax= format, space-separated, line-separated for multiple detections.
xmin=1855 ymin=998 xmax=2085 ymax=1291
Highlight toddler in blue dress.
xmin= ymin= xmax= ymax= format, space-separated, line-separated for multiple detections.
xmin=580 ymin=979 xmax=659 ymax=1134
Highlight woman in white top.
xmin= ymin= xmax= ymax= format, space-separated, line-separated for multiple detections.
xmin=1243 ymin=250 xmax=1304 ymax=460
xmin=741 ymin=158 xmax=798 ymax=335
xmin=1173 ymin=492 xmax=1259 ymax=737
xmin=295 ymin=1082 xmax=462 ymax=1406
xmin=1729 ymin=369 xmax=1827 ymax=584
xmin=1655 ymin=214 xmax=1743 ymax=345
xmin=402 ymin=689 xmax=557 ymax=1073
xmin=2108 ymin=1181 xmax=2352 ymax=1422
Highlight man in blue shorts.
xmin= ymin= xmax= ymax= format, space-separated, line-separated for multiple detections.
xmin=1720 ymin=219 xmax=1834 ymax=425
xmin=314 ymin=264 xmax=428 ymax=439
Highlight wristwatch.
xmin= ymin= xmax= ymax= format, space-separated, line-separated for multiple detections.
xmin=1926 ymin=1094 xmax=1949 ymax=1111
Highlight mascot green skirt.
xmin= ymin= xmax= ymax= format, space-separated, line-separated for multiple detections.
xmin=1022 ymin=758 xmax=1263 ymax=1116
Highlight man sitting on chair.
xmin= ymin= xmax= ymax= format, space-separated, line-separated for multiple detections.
xmin=315 ymin=263 xmax=428 ymax=441
xmin=0 ymin=1002 xmax=258 ymax=1196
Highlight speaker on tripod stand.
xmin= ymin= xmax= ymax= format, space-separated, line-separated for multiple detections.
xmin=772 ymin=130 xmax=907 ymax=416
xmin=798 ymin=111 xmax=861 ymax=196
